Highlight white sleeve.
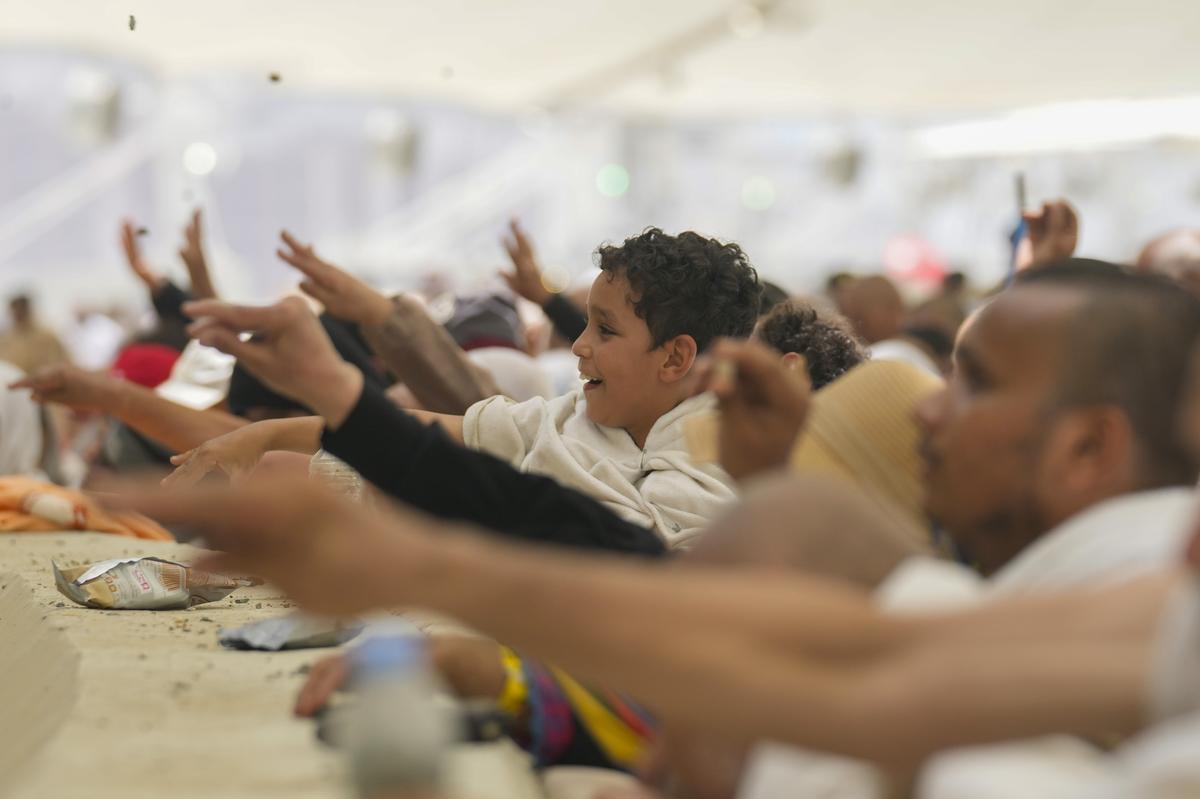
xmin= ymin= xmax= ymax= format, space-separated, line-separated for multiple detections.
xmin=462 ymin=395 xmax=548 ymax=466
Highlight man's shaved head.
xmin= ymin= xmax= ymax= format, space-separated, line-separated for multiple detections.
xmin=919 ymin=259 xmax=1200 ymax=573
xmin=841 ymin=275 xmax=905 ymax=344
xmin=1018 ymin=259 xmax=1200 ymax=487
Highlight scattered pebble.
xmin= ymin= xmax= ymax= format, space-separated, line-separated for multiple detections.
xmin=55 ymin=602 xmax=66 ymax=608
xmin=136 ymin=227 xmax=149 ymax=236
xmin=268 ymin=72 xmax=281 ymax=83
xmin=199 ymin=616 xmax=214 ymax=623
xmin=137 ymin=653 xmax=148 ymax=661
xmin=293 ymin=664 xmax=311 ymax=676
xmin=234 ymin=598 xmax=249 ymax=604
xmin=255 ymin=603 xmax=262 ymax=609
xmin=128 ymin=14 xmax=135 ymax=31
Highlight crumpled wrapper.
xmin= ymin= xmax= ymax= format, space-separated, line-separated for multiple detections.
xmin=53 ymin=557 xmax=250 ymax=610
xmin=218 ymin=612 xmax=363 ymax=651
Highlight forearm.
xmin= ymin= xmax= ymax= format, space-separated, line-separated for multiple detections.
xmin=256 ymin=416 xmax=325 ymax=455
xmin=110 ymin=382 xmax=246 ymax=453
xmin=322 ymin=386 xmax=665 ymax=556
xmin=404 ymin=409 xmax=465 ymax=445
xmin=902 ymin=572 xmax=1177 ymax=651
xmin=388 ymin=532 xmax=1153 ymax=764
xmin=361 ymin=296 xmax=500 ymax=414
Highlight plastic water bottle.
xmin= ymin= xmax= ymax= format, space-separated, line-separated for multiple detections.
xmin=345 ymin=636 xmax=460 ymax=798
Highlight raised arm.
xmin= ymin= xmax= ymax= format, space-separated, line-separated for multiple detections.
xmin=275 ymin=231 xmax=499 ymax=413
xmin=10 ymin=364 xmax=244 ymax=453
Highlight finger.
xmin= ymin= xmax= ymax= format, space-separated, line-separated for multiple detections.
xmin=498 ymin=271 xmax=519 ymax=292
xmin=297 ymin=279 xmax=332 ymax=304
xmin=711 ymin=338 xmax=809 ymax=407
xmin=277 ymin=249 xmax=335 ymax=288
xmin=280 ymin=230 xmax=316 ymax=259
xmin=168 ymin=449 xmax=195 ymax=466
xmin=161 ymin=453 xmax=215 ymax=488
xmin=182 ymin=300 xmax=280 ymax=331
xmin=501 ymin=236 xmax=520 ymax=264
xmin=510 ymin=220 xmax=534 ymax=257
xmin=191 ymin=325 xmax=257 ymax=363
xmin=709 ymin=358 xmax=737 ymax=397
xmin=295 ymin=655 xmax=348 ymax=717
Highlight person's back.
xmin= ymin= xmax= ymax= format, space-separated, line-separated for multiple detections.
xmin=463 ymin=227 xmax=762 ymax=547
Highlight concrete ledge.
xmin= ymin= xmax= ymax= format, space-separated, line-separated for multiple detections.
xmin=0 ymin=571 xmax=79 ymax=795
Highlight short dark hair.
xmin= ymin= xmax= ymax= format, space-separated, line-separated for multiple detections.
xmin=759 ymin=281 xmax=790 ymax=318
xmin=754 ymin=300 xmax=868 ymax=389
xmin=1017 ymin=259 xmax=1200 ymax=486
xmin=595 ymin=228 xmax=761 ymax=352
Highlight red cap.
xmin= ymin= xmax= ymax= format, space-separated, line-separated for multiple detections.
xmin=111 ymin=343 xmax=180 ymax=388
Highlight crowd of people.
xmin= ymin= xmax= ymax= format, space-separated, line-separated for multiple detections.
xmin=4 ymin=196 xmax=1200 ymax=798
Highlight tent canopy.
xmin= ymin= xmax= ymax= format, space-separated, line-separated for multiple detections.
xmin=3 ymin=0 xmax=1199 ymax=116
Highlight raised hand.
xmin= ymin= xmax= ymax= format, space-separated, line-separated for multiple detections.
xmin=1020 ymin=199 xmax=1079 ymax=271
xmin=277 ymin=231 xmax=393 ymax=326
xmin=8 ymin=364 xmax=123 ymax=413
xmin=120 ymin=219 xmax=163 ymax=292
xmin=184 ymin=297 xmax=362 ymax=426
xmin=499 ymin=219 xmax=552 ymax=306
xmin=178 ymin=209 xmax=218 ymax=299
xmin=702 ymin=338 xmax=812 ymax=481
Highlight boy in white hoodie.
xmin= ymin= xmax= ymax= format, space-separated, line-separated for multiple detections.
xmin=169 ymin=227 xmax=762 ymax=547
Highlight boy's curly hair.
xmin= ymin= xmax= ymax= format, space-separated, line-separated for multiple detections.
xmin=755 ymin=300 xmax=868 ymax=389
xmin=595 ymin=228 xmax=762 ymax=352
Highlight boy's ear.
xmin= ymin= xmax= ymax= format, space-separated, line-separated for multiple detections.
xmin=659 ymin=335 xmax=699 ymax=383
xmin=780 ymin=352 xmax=805 ymax=372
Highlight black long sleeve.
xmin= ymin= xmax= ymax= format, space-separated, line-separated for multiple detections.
xmin=320 ymin=385 xmax=667 ymax=558
xmin=542 ymin=294 xmax=587 ymax=343
xmin=150 ymin=280 xmax=194 ymax=324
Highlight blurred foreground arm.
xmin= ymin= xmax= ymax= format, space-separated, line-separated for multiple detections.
xmin=124 ymin=476 xmax=1170 ymax=768
xmin=10 ymin=364 xmax=244 ymax=453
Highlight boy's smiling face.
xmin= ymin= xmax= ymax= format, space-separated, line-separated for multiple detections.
xmin=572 ymin=272 xmax=695 ymax=448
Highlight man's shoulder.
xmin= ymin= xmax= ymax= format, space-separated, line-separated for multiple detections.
xmin=990 ymin=488 xmax=1197 ymax=594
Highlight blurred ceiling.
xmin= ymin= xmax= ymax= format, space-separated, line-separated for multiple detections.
xmin=1 ymin=0 xmax=1198 ymax=116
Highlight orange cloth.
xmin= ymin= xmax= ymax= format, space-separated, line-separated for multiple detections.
xmin=0 ymin=477 xmax=173 ymax=540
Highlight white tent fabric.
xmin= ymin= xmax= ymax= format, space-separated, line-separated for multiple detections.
xmin=2 ymin=0 xmax=1200 ymax=329
xmin=2 ymin=0 xmax=1199 ymax=115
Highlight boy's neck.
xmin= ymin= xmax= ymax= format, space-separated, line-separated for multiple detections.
xmin=625 ymin=393 xmax=691 ymax=450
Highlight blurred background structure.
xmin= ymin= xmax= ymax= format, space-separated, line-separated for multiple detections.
xmin=3 ymin=0 xmax=1200 ymax=327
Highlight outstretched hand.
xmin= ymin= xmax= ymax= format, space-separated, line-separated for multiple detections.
xmin=1019 ymin=199 xmax=1079 ymax=271
xmin=277 ymin=231 xmax=393 ymax=326
xmin=8 ymin=363 xmax=123 ymax=413
xmin=184 ymin=297 xmax=362 ymax=427
xmin=179 ymin=209 xmax=218 ymax=299
xmin=699 ymin=338 xmax=812 ymax=481
xmin=499 ymin=219 xmax=552 ymax=306
xmin=162 ymin=423 xmax=276 ymax=489
xmin=120 ymin=219 xmax=162 ymax=292
xmin=106 ymin=474 xmax=444 ymax=617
